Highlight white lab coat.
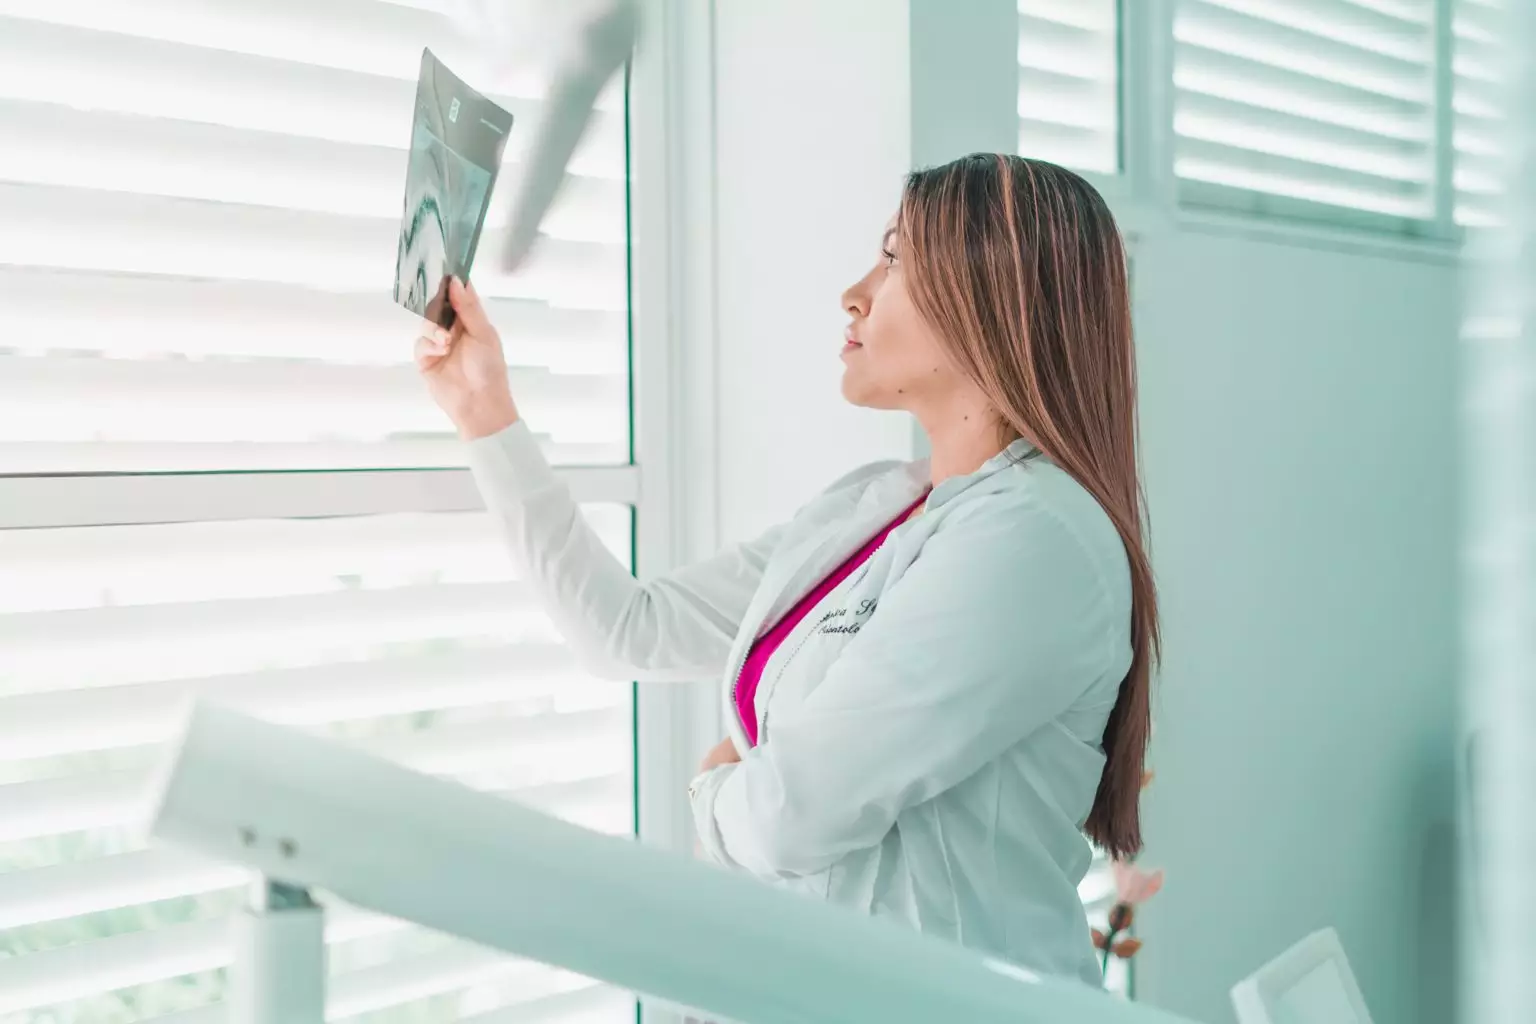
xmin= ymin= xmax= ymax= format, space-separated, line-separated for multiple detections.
xmin=467 ymin=421 xmax=1132 ymax=986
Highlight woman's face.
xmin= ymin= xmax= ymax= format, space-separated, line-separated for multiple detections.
xmin=838 ymin=217 xmax=961 ymax=411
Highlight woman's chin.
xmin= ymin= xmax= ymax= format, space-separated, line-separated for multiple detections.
xmin=839 ymin=372 xmax=899 ymax=411
xmin=839 ymin=370 xmax=869 ymax=407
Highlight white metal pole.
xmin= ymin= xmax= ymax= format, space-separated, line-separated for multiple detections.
xmin=231 ymin=878 xmax=326 ymax=1024
xmin=147 ymin=702 xmax=1196 ymax=1024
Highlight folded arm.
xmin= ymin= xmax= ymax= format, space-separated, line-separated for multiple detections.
xmin=690 ymin=493 xmax=1124 ymax=878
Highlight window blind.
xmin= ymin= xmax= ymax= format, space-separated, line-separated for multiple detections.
xmin=0 ymin=1 xmax=637 ymax=1022
xmin=1452 ymin=0 xmax=1508 ymax=227
xmin=1016 ymin=0 xmax=1120 ymax=174
xmin=0 ymin=509 xmax=635 ymax=1019
xmin=0 ymin=0 xmax=629 ymax=473
xmin=0 ymin=509 xmax=638 ymax=1024
xmin=1173 ymin=0 xmax=1439 ymax=226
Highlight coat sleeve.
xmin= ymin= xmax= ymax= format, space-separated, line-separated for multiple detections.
xmin=690 ymin=492 xmax=1127 ymax=879
xmin=468 ymin=420 xmax=785 ymax=682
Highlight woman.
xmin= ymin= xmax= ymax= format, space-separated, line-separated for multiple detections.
xmin=415 ymin=153 xmax=1157 ymax=985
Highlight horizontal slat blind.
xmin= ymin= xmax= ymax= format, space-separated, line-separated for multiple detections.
xmin=1016 ymin=0 xmax=1120 ymax=173
xmin=0 ymin=2 xmax=638 ymax=1022
xmin=1173 ymin=0 xmax=1439 ymax=226
xmin=0 ymin=507 xmax=637 ymax=1023
xmin=1453 ymin=0 xmax=1509 ymax=227
xmin=0 ymin=0 xmax=629 ymax=473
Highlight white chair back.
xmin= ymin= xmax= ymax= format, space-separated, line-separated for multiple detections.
xmin=1231 ymin=927 xmax=1373 ymax=1024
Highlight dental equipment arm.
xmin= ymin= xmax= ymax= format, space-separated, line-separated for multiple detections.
xmin=146 ymin=703 xmax=1196 ymax=1024
xmin=456 ymin=0 xmax=639 ymax=271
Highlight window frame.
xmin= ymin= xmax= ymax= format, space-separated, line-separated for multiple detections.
xmin=628 ymin=4 xmax=726 ymax=1017
xmin=1162 ymin=0 xmax=1460 ymax=243
xmin=1093 ymin=0 xmax=1471 ymax=260
xmin=627 ymin=0 xmax=724 ymax=874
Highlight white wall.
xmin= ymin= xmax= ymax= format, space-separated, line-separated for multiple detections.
xmin=710 ymin=1 xmax=916 ymax=543
xmin=1131 ymin=222 xmax=1461 ymax=1024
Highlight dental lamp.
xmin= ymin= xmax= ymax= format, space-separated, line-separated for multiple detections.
xmin=450 ymin=0 xmax=640 ymax=272
xmin=147 ymin=703 xmax=1197 ymax=1024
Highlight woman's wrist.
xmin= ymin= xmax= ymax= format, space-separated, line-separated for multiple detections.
xmin=452 ymin=395 xmax=520 ymax=441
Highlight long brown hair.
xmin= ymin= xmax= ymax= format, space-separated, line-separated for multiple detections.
xmin=899 ymin=153 xmax=1157 ymax=859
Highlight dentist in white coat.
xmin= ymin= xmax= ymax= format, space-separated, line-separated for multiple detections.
xmin=415 ymin=154 xmax=1160 ymax=985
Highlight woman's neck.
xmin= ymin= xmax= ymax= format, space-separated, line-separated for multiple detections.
xmin=916 ymin=403 xmax=1018 ymax=489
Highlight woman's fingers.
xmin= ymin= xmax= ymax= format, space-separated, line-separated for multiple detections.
xmin=414 ymin=334 xmax=448 ymax=370
xmin=448 ymin=276 xmax=493 ymax=336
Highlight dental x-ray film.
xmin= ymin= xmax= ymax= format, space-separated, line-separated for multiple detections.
xmin=394 ymin=49 xmax=514 ymax=327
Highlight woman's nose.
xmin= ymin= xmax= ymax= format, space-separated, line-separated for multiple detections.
xmin=841 ymin=274 xmax=871 ymax=319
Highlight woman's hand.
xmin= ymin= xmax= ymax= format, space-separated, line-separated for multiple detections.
xmin=698 ymin=737 xmax=742 ymax=774
xmin=415 ymin=276 xmax=520 ymax=440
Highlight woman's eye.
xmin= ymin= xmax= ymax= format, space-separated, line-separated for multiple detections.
xmin=881 ymin=247 xmax=898 ymax=266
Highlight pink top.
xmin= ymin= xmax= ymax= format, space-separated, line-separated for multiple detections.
xmin=734 ymin=495 xmax=928 ymax=747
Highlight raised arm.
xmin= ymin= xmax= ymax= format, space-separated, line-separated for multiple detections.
xmin=417 ymin=277 xmax=780 ymax=682
xmin=468 ymin=421 xmax=783 ymax=681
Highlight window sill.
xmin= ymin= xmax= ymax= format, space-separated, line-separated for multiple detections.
xmin=1173 ymin=183 xmax=1465 ymax=266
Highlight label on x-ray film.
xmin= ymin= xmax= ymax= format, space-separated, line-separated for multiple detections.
xmin=393 ymin=48 xmax=514 ymax=328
